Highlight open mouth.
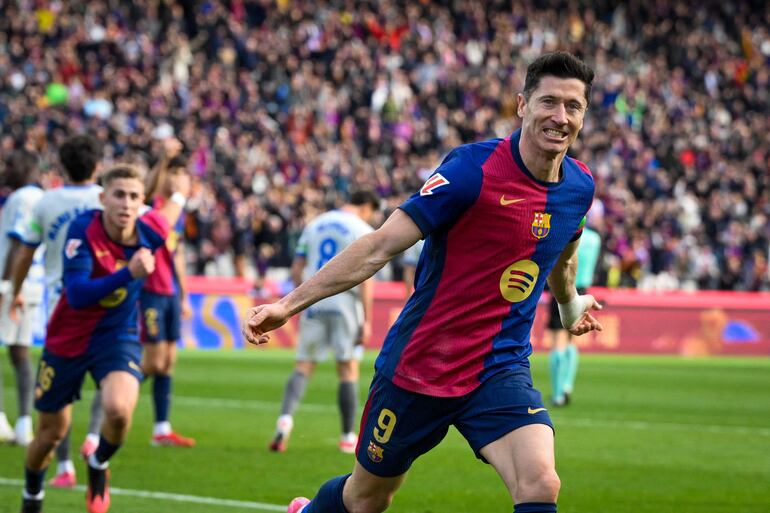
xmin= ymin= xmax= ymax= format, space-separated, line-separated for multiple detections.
xmin=543 ymin=128 xmax=568 ymax=141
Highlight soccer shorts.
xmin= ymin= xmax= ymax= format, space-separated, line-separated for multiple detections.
xmin=34 ymin=343 xmax=144 ymax=412
xmin=0 ymin=282 xmax=42 ymax=347
xmin=139 ymin=291 xmax=181 ymax=344
xmin=355 ymin=367 xmax=553 ymax=477
xmin=296 ymin=308 xmax=360 ymax=362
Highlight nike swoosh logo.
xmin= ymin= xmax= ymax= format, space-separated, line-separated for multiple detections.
xmin=500 ymin=196 xmax=526 ymax=206
xmin=528 ymin=407 xmax=547 ymax=414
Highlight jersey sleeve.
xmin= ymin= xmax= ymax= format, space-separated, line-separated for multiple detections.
xmin=138 ymin=209 xmax=171 ymax=251
xmin=398 ymin=148 xmax=483 ymax=237
xmin=61 ymin=217 xmax=133 ymax=309
xmin=20 ymin=198 xmax=45 ymax=246
xmin=8 ymin=192 xmax=41 ymax=241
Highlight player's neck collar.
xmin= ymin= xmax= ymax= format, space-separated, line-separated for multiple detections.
xmin=509 ymin=129 xmax=566 ymax=189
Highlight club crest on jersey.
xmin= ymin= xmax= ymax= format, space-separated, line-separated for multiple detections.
xmin=367 ymin=441 xmax=384 ymax=463
xmin=65 ymin=239 xmax=82 ymax=259
xmin=420 ymin=173 xmax=449 ymax=196
xmin=531 ymin=212 xmax=552 ymax=239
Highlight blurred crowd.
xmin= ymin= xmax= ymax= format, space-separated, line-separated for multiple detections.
xmin=1 ymin=0 xmax=769 ymax=291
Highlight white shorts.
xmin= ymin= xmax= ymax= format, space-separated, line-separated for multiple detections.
xmin=296 ymin=309 xmax=361 ymax=362
xmin=0 ymin=296 xmax=37 ymax=347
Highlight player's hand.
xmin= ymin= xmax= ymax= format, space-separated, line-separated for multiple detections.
xmin=242 ymin=302 xmax=291 ymax=345
xmin=163 ymin=137 xmax=183 ymax=159
xmin=9 ymin=293 xmax=24 ymax=323
xmin=567 ymin=295 xmax=603 ymax=336
xmin=128 ymin=248 xmax=156 ymax=279
xmin=357 ymin=320 xmax=372 ymax=346
xmin=181 ymin=297 xmax=193 ymax=320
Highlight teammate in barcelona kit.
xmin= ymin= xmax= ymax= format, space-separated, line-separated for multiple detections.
xmin=9 ymin=135 xmax=105 ymax=488
xmin=20 ymin=165 xmax=189 ymax=513
xmin=244 ymin=52 xmax=602 ymax=513
xmin=269 ymin=190 xmax=379 ymax=454
xmin=139 ymin=142 xmax=196 ymax=447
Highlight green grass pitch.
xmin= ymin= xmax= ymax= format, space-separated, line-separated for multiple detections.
xmin=1 ymin=349 xmax=769 ymax=513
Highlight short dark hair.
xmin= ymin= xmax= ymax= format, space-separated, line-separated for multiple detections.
xmin=59 ymin=135 xmax=103 ymax=182
xmin=101 ymin=164 xmax=144 ymax=189
xmin=167 ymin=155 xmax=188 ymax=173
xmin=3 ymin=149 xmax=38 ymax=190
xmin=523 ymin=52 xmax=595 ymax=105
xmin=349 ymin=189 xmax=380 ymax=210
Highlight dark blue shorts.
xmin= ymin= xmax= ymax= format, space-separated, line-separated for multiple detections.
xmin=34 ymin=344 xmax=143 ymax=413
xmin=356 ymin=367 xmax=553 ymax=477
xmin=139 ymin=291 xmax=181 ymax=344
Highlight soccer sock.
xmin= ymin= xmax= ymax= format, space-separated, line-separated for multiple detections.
xmin=87 ymin=390 xmax=105 ymax=436
xmin=92 ymin=435 xmax=121 ymax=467
xmin=24 ymin=466 xmax=47 ymax=496
xmin=303 ymin=474 xmax=351 ymax=513
xmin=338 ymin=381 xmax=358 ymax=435
xmin=280 ymin=371 xmax=308 ymax=416
xmin=514 ymin=503 xmax=557 ymax=513
xmin=549 ymin=349 xmax=566 ymax=401
xmin=13 ymin=356 xmax=34 ymax=417
xmin=153 ymin=374 xmax=172 ymax=424
xmin=55 ymin=427 xmax=72 ymax=463
xmin=563 ymin=344 xmax=579 ymax=394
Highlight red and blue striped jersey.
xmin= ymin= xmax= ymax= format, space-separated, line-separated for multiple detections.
xmin=46 ymin=209 xmax=170 ymax=357
xmin=377 ymin=129 xmax=595 ymax=397
xmin=143 ymin=196 xmax=184 ymax=296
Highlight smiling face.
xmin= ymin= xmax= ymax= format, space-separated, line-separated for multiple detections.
xmin=100 ymin=177 xmax=145 ymax=233
xmin=517 ymin=75 xmax=588 ymax=158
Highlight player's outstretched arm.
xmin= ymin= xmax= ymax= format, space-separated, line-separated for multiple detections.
xmin=155 ymin=171 xmax=191 ymax=227
xmin=547 ymin=239 xmax=603 ymax=336
xmin=243 ymin=209 xmax=422 ymax=345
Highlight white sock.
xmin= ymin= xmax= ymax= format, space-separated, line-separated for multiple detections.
xmin=154 ymin=421 xmax=172 ymax=436
xmin=276 ymin=414 xmax=293 ymax=435
xmin=87 ymin=453 xmax=109 ymax=470
xmin=22 ymin=489 xmax=44 ymax=501
xmin=57 ymin=460 xmax=75 ymax=474
xmin=0 ymin=412 xmax=10 ymax=428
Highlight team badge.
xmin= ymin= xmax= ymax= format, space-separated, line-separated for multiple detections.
xmin=367 ymin=441 xmax=384 ymax=463
xmin=531 ymin=212 xmax=551 ymax=239
xmin=420 ymin=173 xmax=449 ymax=196
xmin=65 ymin=239 xmax=82 ymax=259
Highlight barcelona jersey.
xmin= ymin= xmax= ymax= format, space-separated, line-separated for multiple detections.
xmin=45 ymin=209 xmax=169 ymax=357
xmin=143 ymin=196 xmax=184 ymax=296
xmin=377 ymin=129 xmax=595 ymax=397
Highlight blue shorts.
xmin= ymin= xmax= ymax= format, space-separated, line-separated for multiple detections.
xmin=356 ymin=367 xmax=553 ymax=477
xmin=34 ymin=344 xmax=143 ymax=413
xmin=140 ymin=291 xmax=181 ymax=344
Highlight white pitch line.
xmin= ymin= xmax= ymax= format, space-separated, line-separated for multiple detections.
xmin=0 ymin=478 xmax=285 ymax=511
xmin=17 ymin=387 xmax=770 ymax=437
xmin=168 ymin=395 xmax=770 ymax=438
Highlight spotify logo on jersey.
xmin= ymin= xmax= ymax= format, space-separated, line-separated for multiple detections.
xmin=499 ymin=260 xmax=540 ymax=303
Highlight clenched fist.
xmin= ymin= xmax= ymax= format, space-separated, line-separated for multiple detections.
xmin=128 ymin=247 xmax=156 ymax=279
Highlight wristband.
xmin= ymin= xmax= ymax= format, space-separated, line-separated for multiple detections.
xmin=170 ymin=192 xmax=186 ymax=207
xmin=557 ymin=293 xmax=587 ymax=329
xmin=0 ymin=280 xmax=11 ymax=295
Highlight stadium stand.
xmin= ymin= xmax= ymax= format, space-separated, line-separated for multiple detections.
xmin=1 ymin=0 xmax=769 ymax=291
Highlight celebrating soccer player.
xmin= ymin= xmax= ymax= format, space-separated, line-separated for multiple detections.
xmin=244 ymin=52 xmax=603 ymax=513
xmin=8 ymin=135 xmax=106 ymax=487
xmin=20 ymin=164 xmax=189 ymax=513
xmin=139 ymin=139 xmax=196 ymax=447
